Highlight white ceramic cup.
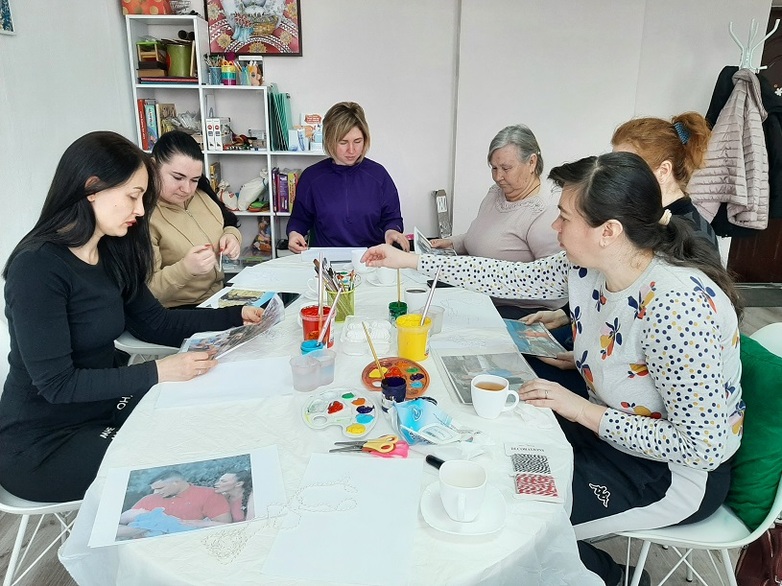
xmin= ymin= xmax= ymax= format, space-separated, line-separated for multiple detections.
xmin=470 ymin=375 xmax=519 ymax=419
xmin=375 ymin=266 xmax=395 ymax=286
xmin=438 ymin=460 xmax=487 ymax=523
xmin=306 ymin=278 xmax=321 ymax=297
xmin=404 ymin=287 xmax=430 ymax=311
xmin=351 ymin=248 xmax=370 ymax=274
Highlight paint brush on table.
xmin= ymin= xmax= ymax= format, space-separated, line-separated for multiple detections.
xmin=419 ymin=268 xmax=441 ymax=326
xmin=397 ymin=269 xmax=401 ymax=303
xmin=316 ymin=289 xmax=340 ymax=346
xmin=362 ymin=321 xmax=386 ymax=377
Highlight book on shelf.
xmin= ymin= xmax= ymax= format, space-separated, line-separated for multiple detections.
xmin=143 ymin=99 xmax=159 ymax=148
xmin=208 ymin=162 xmax=221 ymax=192
xmin=138 ymin=76 xmax=198 ymax=84
xmin=287 ymin=168 xmax=300 ymax=211
xmin=155 ymin=103 xmax=177 ymax=136
xmin=136 ymin=98 xmax=150 ymax=151
xmin=503 ymin=319 xmax=567 ymax=358
xmin=137 ymin=68 xmax=167 ymax=77
xmin=275 ymin=167 xmax=289 ymax=212
xmin=432 ymin=348 xmax=537 ymax=405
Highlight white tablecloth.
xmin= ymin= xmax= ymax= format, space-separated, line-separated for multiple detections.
xmin=60 ymin=254 xmax=601 ymax=585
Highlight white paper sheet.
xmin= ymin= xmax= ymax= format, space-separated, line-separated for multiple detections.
xmin=89 ymin=446 xmax=286 ymax=548
xmin=228 ymin=264 xmax=311 ymax=291
xmin=154 ymin=357 xmax=293 ymax=409
xmin=262 ymin=455 xmax=423 ymax=585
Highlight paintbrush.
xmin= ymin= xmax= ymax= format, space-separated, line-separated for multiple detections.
xmin=397 ymin=268 xmax=401 ymax=303
xmin=318 ymin=252 xmax=324 ymax=327
xmin=316 ymin=289 xmax=340 ymax=346
xmin=419 ymin=268 xmax=441 ymax=326
xmin=362 ymin=321 xmax=385 ymax=377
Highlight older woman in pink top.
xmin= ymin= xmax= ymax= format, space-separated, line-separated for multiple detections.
xmin=431 ymin=124 xmax=563 ymax=318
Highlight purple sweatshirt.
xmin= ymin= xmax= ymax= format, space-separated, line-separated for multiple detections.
xmin=286 ymin=157 xmax=404 ymax=247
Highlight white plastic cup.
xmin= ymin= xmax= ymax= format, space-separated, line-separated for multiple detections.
xmin=426 ymin=305 xmax=445 ymax=334
xmin=470 ymin=375 xmax=519 ymax=419
xmin=311 ymin=349 xmax=336 ymax=386
xmin=290 ymin=355 xmax=319 ymax=392
xmin=351 ymin=248 xmax=370 ymax=274
xmin=439 ymin=460 xmax=487 ymax=522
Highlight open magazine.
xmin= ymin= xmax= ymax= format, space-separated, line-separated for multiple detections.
xmin=504 ymin=319 xmax=568 ymax=358
xmin=433 ymin=349 xmax=537 ymax=404
xmin=414 ymin=226 xmax=457 ymax=256
xmin=180 ymin=294 xmax=284 ymax=359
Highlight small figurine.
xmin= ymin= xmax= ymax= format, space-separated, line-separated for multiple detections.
xmin=217 ymin=180 xmax=239 ymax=210
xmin=252 ymin=218 xmax=272 ymax=254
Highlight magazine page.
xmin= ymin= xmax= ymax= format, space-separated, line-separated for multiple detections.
xmin=433 ymin=349 xmax=537 ymax=404
xmin=180 ymin=294 xmax=285 ymax=359
xmin=503 ymin=319 xmax=567 ymax=358
xmin=413 ymin=226 xmax=456 ymax=256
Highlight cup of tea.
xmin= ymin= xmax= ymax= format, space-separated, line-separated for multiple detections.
xmin=375 ymin=267 xmax=395 ymax=286
xmin=404 ymin=287 xmax=430 ymax=312
xmin=470 ymin=375 xmax=519 ymax=419
xmin=438 ymin=460 xmax=487 ymax=522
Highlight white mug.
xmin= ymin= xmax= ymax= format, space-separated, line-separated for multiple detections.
xmin=439 ymin=460 xmax=487 ymax=523
xmin=351 ymin=248 xmax=370 ymax=274
xmin=470 ymin=375 xmax=519 ymax=419
xmin=404 ymin=287 xmax=430 ymax=311
xmin=375 ymin=266 xmax=395 ymax=286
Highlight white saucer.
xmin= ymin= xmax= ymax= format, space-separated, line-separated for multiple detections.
xmin=420 ymin=483 xmax=506 ymax=536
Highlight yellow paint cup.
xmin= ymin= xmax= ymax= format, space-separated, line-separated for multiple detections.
xmin=396 ymin=314 xmax=432 ymax=361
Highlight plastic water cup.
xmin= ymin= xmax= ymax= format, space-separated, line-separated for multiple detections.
xmin=311 ymin=349 xmax=336 ymax=386
xmin=290 ymin=355 xmax=319 ymax=392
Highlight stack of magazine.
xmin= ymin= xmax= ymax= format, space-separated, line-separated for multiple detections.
xmin=433 ymin=348 xmax=537 ymax=405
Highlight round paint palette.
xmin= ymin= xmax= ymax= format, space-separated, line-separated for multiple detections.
xmin=360 ymin=357 xmax=430 ymax=399
xmin=301 ymin=389 xmax=378 ymax=438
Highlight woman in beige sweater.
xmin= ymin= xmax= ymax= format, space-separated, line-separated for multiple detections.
xmin=149 ymin=131 xmax=242 ymax=308
xmin=431 ymin=124 xmax=563 ymax=318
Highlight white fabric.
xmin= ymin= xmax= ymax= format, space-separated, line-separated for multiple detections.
xmin=59 ymin=256 xmax=601 ymax=586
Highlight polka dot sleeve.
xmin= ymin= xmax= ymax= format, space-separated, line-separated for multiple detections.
xmin=417 ymin=252 xmax=570 ymax=300
xmin=598 ymin=290 xmax=729 ymax=471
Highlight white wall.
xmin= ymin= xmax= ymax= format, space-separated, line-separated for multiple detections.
xmin=0 ymin=0 xmax=773 ymax=271
xmin=452 ymin=0 xmax=772 ymax=234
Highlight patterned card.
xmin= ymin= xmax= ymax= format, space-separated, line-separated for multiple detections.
xmin=505 ymin=443 xmax=562 ymax=502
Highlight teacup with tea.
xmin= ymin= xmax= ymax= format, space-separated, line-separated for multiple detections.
xmin=470 ymin=374 xmax=519 ymax=419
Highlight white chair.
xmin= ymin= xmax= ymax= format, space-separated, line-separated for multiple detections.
xmin=114 ymin=331 xmax=178 ymax=365
xmin=0 ymin=483 xmax=81 ymax=586
xmin=618 ymin=478 xmax=782 ymax=586
xmin=749 ymin=322 xmax=782 ymax=357
xmin=619 ymin=324 xmax=782 ymax=586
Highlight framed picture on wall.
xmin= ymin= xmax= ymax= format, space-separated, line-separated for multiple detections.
xmin=1 ymin=0 xmax=15 ymax=35
xmin=205 ymin=0 xmax=302 ymax=56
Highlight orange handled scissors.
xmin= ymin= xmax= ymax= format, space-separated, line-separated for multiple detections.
xmin=330 ymin=434 xmax=398 ymax=454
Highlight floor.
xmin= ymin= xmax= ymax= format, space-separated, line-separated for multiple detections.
xmin=0 ymin=305 xmax=779 ymax=586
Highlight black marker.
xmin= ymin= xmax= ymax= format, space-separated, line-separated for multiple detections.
xmin=425 ymin=455 xmax=445 ymax=470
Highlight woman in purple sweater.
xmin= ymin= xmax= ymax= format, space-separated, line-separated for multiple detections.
xmin=286 ymin=102 xmax=408 ymax=252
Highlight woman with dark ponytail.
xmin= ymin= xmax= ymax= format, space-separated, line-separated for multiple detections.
xmin=361 ymin=151 xmax=743 ymax=586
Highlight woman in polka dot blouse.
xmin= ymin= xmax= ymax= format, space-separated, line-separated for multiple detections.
xmin=363 ymin=152 xmax=743 ymax=586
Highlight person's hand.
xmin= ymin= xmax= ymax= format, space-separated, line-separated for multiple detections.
xmin=156 ymin=351 xmax=218 ymax=382
xmin=430 ymin=238 xmax=454 ymax=250
xmin=384 ymin=229 xmax=410 ymax=251
xmin=219 ymin=234 xmax=241 ymax=260
xmin=288 ymin=231 xmax=308 ymax=253
xmin=183 ymin=244 xmax=218 ymax=276
xmin=520 ymin=309 xmax=569 ymax=330
xmin=362 ymin=244 xmax=418 ymax=269
xmin=241 ymin=306 xmax=264 ymax=324
xmin=518 ymin=379 xmax=588 ymax=421
xmin=536 ymin=351 xmax=577 ymax=370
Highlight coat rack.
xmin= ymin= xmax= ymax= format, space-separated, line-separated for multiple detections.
xmin=730 ymin=18 xmax=781 ymax=73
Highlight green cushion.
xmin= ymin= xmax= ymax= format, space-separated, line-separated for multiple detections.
xmin=725 ymin=334 xmax=782 ymax=530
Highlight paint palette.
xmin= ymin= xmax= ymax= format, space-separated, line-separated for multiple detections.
xmin=361 ymin=357 xmax=430 ymax=399
xmin=301 ymin=389 xmax=378 ymax=438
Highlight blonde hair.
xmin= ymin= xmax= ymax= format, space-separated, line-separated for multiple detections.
xmin=322 ymin=102 xmax=371 ymax=162
xmin=611 ymin=112 xmax=711 ymax=190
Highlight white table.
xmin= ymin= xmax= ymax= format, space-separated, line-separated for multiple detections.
xmin=60 ymin=255 xmax=600 ymax=585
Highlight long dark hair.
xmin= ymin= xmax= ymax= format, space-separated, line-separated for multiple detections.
xmin=4 ymin=131 xmax=158 ymax=300
xmin=231 ymin=470 xmax=253 ymax=514
xmin=151 ymin=130 xmax=238 ymax=228
xmin=548 ymin=152 xmax=742 ymax=318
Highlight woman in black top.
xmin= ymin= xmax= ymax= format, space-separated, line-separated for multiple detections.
xmin=0 ymin=131 xmax=263 ymax=502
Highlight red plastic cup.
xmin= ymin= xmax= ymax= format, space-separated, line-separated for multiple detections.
xmin=299 ymin=305 xmax=334 ymax=348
